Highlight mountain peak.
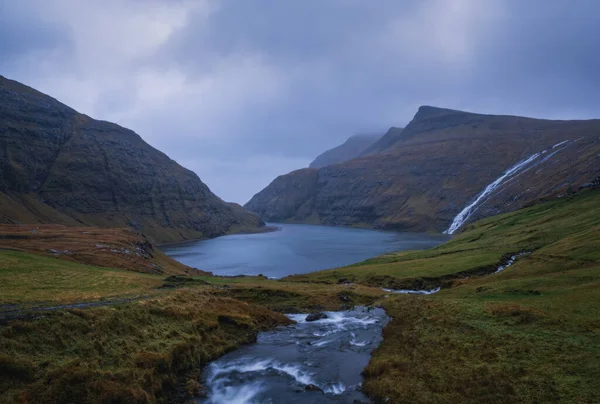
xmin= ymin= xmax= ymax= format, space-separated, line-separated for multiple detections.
xmin=414 ymin=105 xmax=469 ymax=120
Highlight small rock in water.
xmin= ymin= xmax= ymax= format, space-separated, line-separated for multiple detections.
xmin=305 ymin=384 xmax=324 ymax=393
xmin=306 ymin=312 xmax=328 ymax=322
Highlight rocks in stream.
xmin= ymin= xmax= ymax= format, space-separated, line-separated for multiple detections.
xmin=305 ymin=312 xmax=328 ymax=322
xmin=304 ymin=384 xmax=324 ymax=393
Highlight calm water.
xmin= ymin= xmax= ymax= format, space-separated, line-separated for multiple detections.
xmin=161 ymin=223 xmax=447 ymax=278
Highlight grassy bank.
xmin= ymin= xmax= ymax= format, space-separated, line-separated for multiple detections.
xmin=0 ymin=288 xmax=291 ymax=403
xmin=0 ymin=249 xmax=385 ymax=403
xmin=286 ymin=190 xmax=600 ymax=403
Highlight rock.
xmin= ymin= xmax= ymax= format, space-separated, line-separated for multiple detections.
xmin=0 ymin=75 xmax=264 ymax=243
xmin=305 ymin=312 xmax=327 ymax=322
xmin=304 ymin=384 xmax=324 ymax=393
xmin=339 ymin=292 xmax=351 ymax=302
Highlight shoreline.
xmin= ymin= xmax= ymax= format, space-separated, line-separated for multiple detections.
xmin=156 ymin=224 xmax=281 ymax=248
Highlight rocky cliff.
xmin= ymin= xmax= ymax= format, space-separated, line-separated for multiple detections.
xmin=245 ymin=106 xmax=600 ymax=232
xmin=309 ymin=134 xmax=382 ymax=169
xmin=0 ymin=75 xmax=264 ymax=243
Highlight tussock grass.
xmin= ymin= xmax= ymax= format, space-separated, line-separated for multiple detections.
xmin=0 ymin=224 xmax=201 ymax=276
xmin=0 ymin=289 xmax=291 ymax=403
xmin=332 ymin=190 xmax=600 ymax=403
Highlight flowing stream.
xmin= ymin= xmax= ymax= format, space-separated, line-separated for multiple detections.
xmin=197 ymin=307 xmax=388 ymax=404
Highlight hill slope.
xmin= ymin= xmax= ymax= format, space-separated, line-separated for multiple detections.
xmin=286 ymin=189 xmax=600 ymax=403
xmin=0 ymin=75 xmax=263 ymax=243
xmin=245 ymin=106 xmax=600 ymax=232
xmin=309 ymin=133 xmax=382 ymax=169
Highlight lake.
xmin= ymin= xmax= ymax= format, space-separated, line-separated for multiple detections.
xmin=161 ymin=223 xmax=448 ymax=278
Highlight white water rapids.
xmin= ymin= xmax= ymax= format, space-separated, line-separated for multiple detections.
xmin=444 ymin=140 xmax=572 ymax=234
xmin=198 ymin=307 xmax=388 ymax=404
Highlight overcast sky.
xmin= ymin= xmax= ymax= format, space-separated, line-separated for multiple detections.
xmin=1 ymin=0 xmax=599 ymax=203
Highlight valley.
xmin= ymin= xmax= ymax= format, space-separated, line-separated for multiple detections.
xmin=1 ymin=189 xmax=599 ymax=403
xmin=1 ymin=75 xmax=599 ymax=404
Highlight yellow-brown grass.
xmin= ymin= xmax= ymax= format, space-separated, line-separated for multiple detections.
xmin=0 ymin=224 xmax=207 ymax=276
xmin=0 ymin=289 xmax=291 ymax=403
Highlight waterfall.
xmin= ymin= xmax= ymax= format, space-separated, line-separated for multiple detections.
xmin=444 ymin=140 xmax=571 ymax=235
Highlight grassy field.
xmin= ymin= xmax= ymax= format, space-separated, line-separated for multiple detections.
xmin=0 ymin=224 xmax=201 ymax=276
xmin=1 ymin=190 xmax=599 ymax=403
xmin=0 ymin=250 xmax=165 ymax=305
xmin=0 ymin=289 xmax=291 ymax=403
xmin=0 ymin=250 xmax=385 ymax=403
xmin=284 ymin=190 xmax=600 ymax=403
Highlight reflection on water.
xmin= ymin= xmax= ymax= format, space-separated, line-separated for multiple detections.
xmin=162 ymin=223 xmax=447 ymax=278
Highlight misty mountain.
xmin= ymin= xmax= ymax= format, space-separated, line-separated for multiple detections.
xmin=309 ymin=134 xmax=383 ymax=169
xmin=245 ymin=106 xmax=600 ymax=232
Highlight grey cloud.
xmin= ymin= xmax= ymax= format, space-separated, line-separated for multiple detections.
xmin=1 ymin=0 xmax=599 ymax=203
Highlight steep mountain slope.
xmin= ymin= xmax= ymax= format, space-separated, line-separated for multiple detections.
xmin=0 ymin=75 xmax=264 ymax=243
xmin=245 ymin=106 xmax=600 ymax=232
xmin=309 ymin=133 xmax=382 ymax=169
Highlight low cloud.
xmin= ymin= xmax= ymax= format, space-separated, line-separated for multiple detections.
xmin=2 ymin=0 xmax=598 ymax=202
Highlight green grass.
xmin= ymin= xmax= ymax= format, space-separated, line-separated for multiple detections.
xmin=2 ymin=190 xmax=599 ymax=403
xmin=285 ymin=190 xmax=600 ymax=288
xmin=0 ymin=250 xmax=165 ymax=305
xmin=0 ymin=289 xmax=291 ymax=403
xmin=294 ymin=190 xmax=600 ymax=403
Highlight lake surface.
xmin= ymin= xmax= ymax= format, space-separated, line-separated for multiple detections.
xmin=161 ymin=223 xmax=448 ymax=278
xmin=197 ymin=307 xmax=388 ymax=403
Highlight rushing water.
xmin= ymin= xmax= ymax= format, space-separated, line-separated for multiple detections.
xmin=197 ymin=307 xmax=388 ymax=404
xmin=161 ymin=223 xmax=447 ymax=278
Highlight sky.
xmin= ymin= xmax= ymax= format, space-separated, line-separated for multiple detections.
xmin=1 ymin=0 xmax=599 ymax=203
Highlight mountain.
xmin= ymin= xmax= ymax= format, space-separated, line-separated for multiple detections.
xmin=309 ymin=133 xmax=383 ymax=169
xmin=245 ymin=106 xmax=600 ymax=232
xmin=0 ymin=75 xmax=264 ymax=243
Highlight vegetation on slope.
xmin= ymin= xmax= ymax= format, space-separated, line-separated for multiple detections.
xmin=0 ymin=224 xmax=204 ymax=276
xmin=0 ymin=288 xmax=290 ymax=403
xmin=2 ymin=190 xmax=599 ymax=403
xmin=0 ymin=75 xmax=265 ymax=244
xmin=0 ymin=250 xmax=385 ymax=403
xmin=287 ymin=190 xmax=600 ymax=403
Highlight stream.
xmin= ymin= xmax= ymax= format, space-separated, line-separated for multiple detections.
xmin=196 ymin=307 xmax=388 ymax=404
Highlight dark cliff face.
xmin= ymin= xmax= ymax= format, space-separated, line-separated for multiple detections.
xmin=309 ymin=134 xmax=382 ymax=169
xmin=0 ymin=75 xmax=263 ymax=243
xmin=245 ymin=106 xmax=600 ymax=232
xmin=244 ymin=169 xmax=320 ymax=223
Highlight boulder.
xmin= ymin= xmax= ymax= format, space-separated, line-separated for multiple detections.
xmin=305 ymin=312 xmax=327 ymax=322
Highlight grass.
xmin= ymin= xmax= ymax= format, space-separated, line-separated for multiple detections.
xmin=0 ymin=224 xmax=201 ymax=276
xmin=0 ymin=289 xmax=291 ymax=403
xmin=0 ymin=250 xmax=165 ymax=305
xmin=1 ymin=190 xmax=599 ymax=403
xmin=0 ymin=249 xmax=385 ymax=403
xmin=288 ymin=189 xmax=600 ymax=403
xmin=285 ymin=190 xmax=600 ymax=288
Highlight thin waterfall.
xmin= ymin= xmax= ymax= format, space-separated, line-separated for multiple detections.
xmin=444 ymin=140 xmax=571 ymax=235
